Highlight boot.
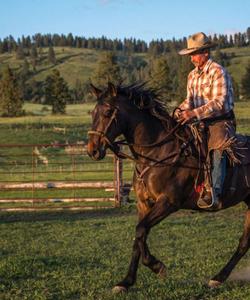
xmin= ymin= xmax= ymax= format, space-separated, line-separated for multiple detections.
xmin=197 ymin=187 xmax=220 ymax=209
xmin=197 ymin=150 xmax=225 ymax=209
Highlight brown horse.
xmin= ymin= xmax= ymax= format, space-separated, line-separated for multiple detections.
xmin=87 ymin=82 xmax=250 ymax=293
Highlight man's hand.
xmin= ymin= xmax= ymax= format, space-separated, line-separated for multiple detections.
xmin=178 ymin=110 xmax=196 ymax=124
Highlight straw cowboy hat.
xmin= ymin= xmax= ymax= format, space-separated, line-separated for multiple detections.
xmin=179 ymin=32 xmax=216 ymax=55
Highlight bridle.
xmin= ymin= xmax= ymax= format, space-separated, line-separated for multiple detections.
xmin=87 ymin=105 xmax=184 ymax=162
xmin=87 ymin=104 xmax=206 ymax=183
xmin=87 ymin=107 xmax=119 ymax=151
xmin=87 ymin=99 xmax=208 ymax=189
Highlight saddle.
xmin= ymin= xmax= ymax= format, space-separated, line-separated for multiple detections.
xmin=192 ymin=132 xmax=250 ymax=201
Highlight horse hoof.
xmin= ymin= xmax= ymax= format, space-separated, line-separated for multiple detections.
xmin=158 ymin=264 xmax=167 ymax=279
xmin=112 ymin=285 xmax=127 ymax=294
xmin=208 ymin=279 xmax=222 ymax=288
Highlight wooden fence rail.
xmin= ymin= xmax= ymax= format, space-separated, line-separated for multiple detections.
xmin=0 ymin=144 xmax=132 ymax=212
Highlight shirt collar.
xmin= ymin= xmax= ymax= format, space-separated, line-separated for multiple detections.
xmin=195 ymin=58 xmax=213 ymax=75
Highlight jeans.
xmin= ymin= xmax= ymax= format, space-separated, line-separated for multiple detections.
xmin=212 ymin=150 xmax=226 ymax=195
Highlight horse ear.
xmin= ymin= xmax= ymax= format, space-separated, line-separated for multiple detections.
xmin=89 ymin=84 xmax=102 ymax=98
xmin=107 ymin=82 xmax=117 ymax=97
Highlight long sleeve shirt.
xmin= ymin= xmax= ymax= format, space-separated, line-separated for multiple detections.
xmin=179 ymin=59 xmax=234 ymax=120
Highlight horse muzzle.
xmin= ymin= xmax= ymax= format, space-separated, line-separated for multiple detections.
xmin=87 ymin=141 xmax=106 ymax=161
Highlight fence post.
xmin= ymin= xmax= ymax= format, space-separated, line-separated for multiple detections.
xmin=32 ymin=146 xmax=35 ymax=207
xmin=114 ymin=147 xmax=123 ymax=207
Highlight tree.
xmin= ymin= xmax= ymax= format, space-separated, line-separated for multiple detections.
xmin=92 ymin=51 xmax=122 ymax=87
xmin=231 ymin=77 xmax=239 ymax=102
xmin=20 ymin=59 xmax=30 ymax=79
xmin=0 ymin=66 xmax=24 ymax=117
xmin=44 ymin=69 xmax=70 ymax=114
xmin=149 ymin=56 xmax=173 ymax=102
xmin=247 ymin=27 xmax=250 ymax=45
xmin=30 ymin=45 xmax=38 ymax=70
xmin=241 ymin=61 xmax=250 ymax=100
xmin=176 ymin=56 xmax=193 ymax=102
xmin=48 ymin=45 xmax=56 ymax=64
xmin=16 ymin=45 xmax=25 ymax=59
xmin=72 ymin=79 xmax=86 ymax=103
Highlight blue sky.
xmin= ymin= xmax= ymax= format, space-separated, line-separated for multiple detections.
xmin=1 ymin=0 xmax=250 ymax=42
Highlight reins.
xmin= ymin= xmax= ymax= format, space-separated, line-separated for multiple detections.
xmin=87 ymin=102 xmax=207 ymax=184
xmin=87 ymin=106 xmax=182 ymax=162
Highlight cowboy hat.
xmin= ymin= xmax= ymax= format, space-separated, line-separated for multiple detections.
xmin=179 ymin=32 xmax=216 ymax=55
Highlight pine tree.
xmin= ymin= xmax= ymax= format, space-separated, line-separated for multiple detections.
xmin=16 ymin=45 xmax=25 ymax=59
xmin=247 ymin=27 xmax=250 ymax=45
xmin=149 ymin=56 xmax=173 ymax=102
xmin=175 ymin=54 xmax=193 ymax=103
xmin=20 ymin=59 xmax=30 ymax=79
xmin=48 ymin=45 xmax=56 ymax=64
xmin=213 ymin=48 xmax=223 ymax=64
xmin=44 ymin=69 xmax=70 ymax=114
xmin=241 ymin=61 xmax=250 ymax=100
xmin=30 ymin=45 xmax=38 ymax=69
xmin=0 ymin=66 xmax=24 ymax=116
xmin=19 ymin=59 xmax=30 ymax=99
xmin=92 ymin=51 xmax=122 ymax=87
xmin=231 ymin=76 xmax=239 ymax=102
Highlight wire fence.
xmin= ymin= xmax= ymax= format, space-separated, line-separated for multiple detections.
xmin=0 ymin=143 xmax=133 ymax=211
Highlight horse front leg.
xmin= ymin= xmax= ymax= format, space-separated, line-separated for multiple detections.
xmin=209 ymin=207 xmax=250 ymax=288
xmin=136 ymin=198 xmax=177 ymax=275
xmin=113 ymin=196 xmax=177 ymax=293
xmin=112 ymin=199 xmax=151 ymax=293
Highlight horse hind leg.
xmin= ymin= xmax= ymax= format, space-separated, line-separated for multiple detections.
xmin=209 ymin=205 xmax=250 ymax=288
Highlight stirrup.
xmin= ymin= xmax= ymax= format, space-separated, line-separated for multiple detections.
xmin=197 ymin=188 xmax=221 ymax=209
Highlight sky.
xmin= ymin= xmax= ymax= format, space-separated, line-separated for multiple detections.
xmin=1 ymin=0 xmax=250 ymax=43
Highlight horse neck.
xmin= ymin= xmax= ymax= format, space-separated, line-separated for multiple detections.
xmin=122 ymin=110 xmax=175 ymax=155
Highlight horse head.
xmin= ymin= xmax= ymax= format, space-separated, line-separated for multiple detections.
xmin=87 ymin=81 xmax=174 ymax=160
xmin=87 ymin=82 xmax=125 ymax=160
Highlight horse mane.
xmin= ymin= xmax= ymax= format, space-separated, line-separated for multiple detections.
xmin=106 ymin=82 xmax=172 ymax=123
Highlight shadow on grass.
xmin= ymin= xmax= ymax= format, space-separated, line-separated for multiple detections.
xmin=0 ymin=206 xmax=136 ymax=224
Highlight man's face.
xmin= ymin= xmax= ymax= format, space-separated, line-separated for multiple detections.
xmin=190 ymin=52 xmax=209 ymax=69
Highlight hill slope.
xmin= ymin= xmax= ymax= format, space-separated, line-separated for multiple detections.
xmin=0 ymin=46 xmax=250 ymax=88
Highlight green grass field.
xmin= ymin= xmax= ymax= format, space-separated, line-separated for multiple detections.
xmin=0 ymin=101 xmax=250 ymax=299
xmin=1 ymin=205 xmax=250 ymax=299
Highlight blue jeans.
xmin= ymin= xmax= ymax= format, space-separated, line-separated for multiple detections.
xmin=212 ymin=150 xmax=226 ymax=195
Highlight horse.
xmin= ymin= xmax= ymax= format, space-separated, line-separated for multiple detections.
xmin=87 ymin=82 xmax=250 ymax=293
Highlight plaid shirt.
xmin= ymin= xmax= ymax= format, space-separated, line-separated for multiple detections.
xmin=179 ymin=59 xmax=234 ymax=120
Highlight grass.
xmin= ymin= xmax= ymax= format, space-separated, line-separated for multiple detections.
xmin=0 ymin=205 xmax=250 ymax=299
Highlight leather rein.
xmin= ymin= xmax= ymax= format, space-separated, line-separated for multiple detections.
xmin=87 ymin=106 xmax=185 ymax=165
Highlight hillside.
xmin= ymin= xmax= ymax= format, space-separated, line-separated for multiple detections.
xmin=1 ymin=46 xmax=250 ymax=90
xmin=0 ymin=47 xmax=146 ymax=89
xmin=222 ymin=47 xmax=250 ymax=84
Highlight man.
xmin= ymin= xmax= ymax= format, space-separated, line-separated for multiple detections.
xmin=175 ymin=32 xmax=236 ymax=209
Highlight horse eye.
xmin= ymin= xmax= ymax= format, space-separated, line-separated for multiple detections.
xmin=103 ymin=110 xmax=113 ymax=117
